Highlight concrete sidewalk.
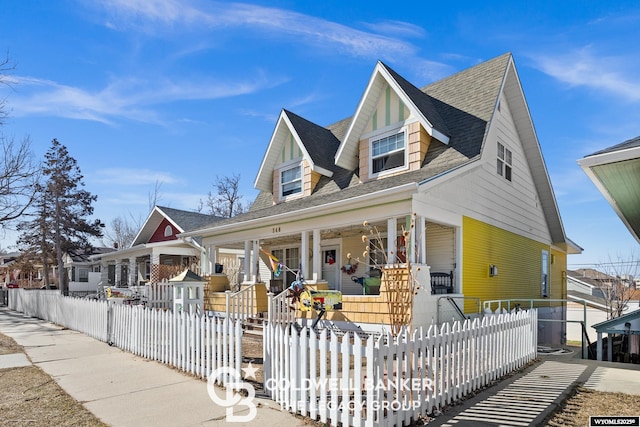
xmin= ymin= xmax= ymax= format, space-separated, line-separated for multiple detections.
xmin=0 ymin=307 xmax=304 ymax=427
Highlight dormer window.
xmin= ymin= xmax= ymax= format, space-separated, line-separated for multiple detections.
xmin=371 ymin=130 xmax=406 ymax=175
xmin=281 ymin=164 xmax=302 ymax=198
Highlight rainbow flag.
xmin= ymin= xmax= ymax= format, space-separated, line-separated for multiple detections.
xmin=267 ymin=253 xmax=282 ymax=277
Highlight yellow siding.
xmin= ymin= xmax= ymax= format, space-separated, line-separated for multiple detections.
xmin=551 ymin=249 xmax=567 ymax=301
xmin=462 ymin=216 xmax=566 ymax=310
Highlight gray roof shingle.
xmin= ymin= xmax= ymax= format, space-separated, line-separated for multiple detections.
xmin=235 ymin=54 xmax=511 ymax=226
xmin=587 ymin=135 xmax=640 ymax=157
xmin=157 ymin=206 xmax=222 ymax=232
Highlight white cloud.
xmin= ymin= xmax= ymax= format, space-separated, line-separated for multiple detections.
xmin=10 ymin=72 xmax=282 ymax=124
xmin=360 ymin=20 xmax=426 ymax=38
xmin=95 ymin=0 xmax=441 ymax=66
xmin=532 ymin=47 xmax=640 ymax=101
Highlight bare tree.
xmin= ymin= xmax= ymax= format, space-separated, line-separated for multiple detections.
xmin=148 ymin=180 xmax=163 ymax=212
xmin=0 ymin=52 xmax=16 ymax=125
xmin=596 ymin=255 xmax=639 ymax=319
xmin=0 ymin=53 xmax=40 ymax=226
xmin=200 ymin=174 xmax=246 ymax=218
xmin=103 ymin=214 xmax=140 ymax=250
xmin=0 ymin=135 xmax=40 ymax=225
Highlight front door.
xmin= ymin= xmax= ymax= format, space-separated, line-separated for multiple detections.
xmin=321 ymin=246 xmax=340 ymax=290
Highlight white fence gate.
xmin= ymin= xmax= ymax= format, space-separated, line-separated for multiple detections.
xmin=263 ymin=310 xmax=537 ymax=427
xmin=8 ymin=289 xmax=242 ymax=386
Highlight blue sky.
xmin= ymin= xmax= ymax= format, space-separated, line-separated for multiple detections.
xmin=1 ymin=0 xmax=639 ymax=268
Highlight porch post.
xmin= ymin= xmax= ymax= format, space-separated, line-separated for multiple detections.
xmin=597 ymin=331 xmax=603 ymax=361
xmin=128 ymin=257 xmax=136 ymax=286
xmin=115 ymin=260 xmax=121 ymax=286
xmin=243 ymin=240 xmax=251 ymax=283
xmin=206 ymin=244 xmax=217 ymax=275
xmin=100 ymin=261 xmax=108 ymax=286
xmin=409 ymin=216 xmax=416 ymax=264
xmin=313 ymin=229 xmax=321 ymax=281
xmin=387 ymin=218 xmax=397 ymax=263
xmin=301 ymin=231 xmax=310 ymax=280
xmin=607 ymin=332 xmax=613 ymax=362
xmin=150 ymin=251 xmax=160 ymax=285
xmin=418 ymin=215 xmax=426 ymax=264
xmin=253 ymin=240 xmax=261 ymax=282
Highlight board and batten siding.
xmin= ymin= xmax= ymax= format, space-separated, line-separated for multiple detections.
xmin=462 ymin=216 xmax=554 ymax=310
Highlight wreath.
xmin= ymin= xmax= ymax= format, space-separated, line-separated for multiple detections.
xmin=340 ymin=255 xmax=358 ymax=275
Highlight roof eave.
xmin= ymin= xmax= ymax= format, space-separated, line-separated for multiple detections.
xmin=181 ymin=181 xmax=419 ymax=239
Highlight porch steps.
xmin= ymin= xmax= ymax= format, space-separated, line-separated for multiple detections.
xmin=242 ymin=312 xmax=266 ymax=338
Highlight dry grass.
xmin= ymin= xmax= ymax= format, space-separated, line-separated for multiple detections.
xmin=0 ymin=333 xmax=107 ymax=427
xmin=0 ymin=333 xmax=23 ymax=355
xmin=544 ymin=387 xmax=640 ymax=426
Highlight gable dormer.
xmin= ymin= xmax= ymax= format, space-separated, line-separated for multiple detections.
xmin=254 ymin=110 xmax=339 ymax=204
xmin=335 ymin=62 xmax=450 ymax=183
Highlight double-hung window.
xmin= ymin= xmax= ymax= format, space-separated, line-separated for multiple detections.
xmin=497 ymin=142 xmax=512 ymax=181
xmin=281 ymin=164 xmax=302 ymax=198
xmin=371 ymin=131 xmax=406 ymax=175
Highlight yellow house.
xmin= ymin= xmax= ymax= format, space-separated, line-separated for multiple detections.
xmin=182 ymin=53 xmax=580 ymax=335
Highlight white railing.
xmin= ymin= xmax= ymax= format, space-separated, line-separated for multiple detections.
xmin=226 ymin=284 xmax=256 ymax=321
xmin=263 ymin=309 xmax=538 ymax=427
xmin=8 ymin=288 xmax=242 ymax=387
xmin=267 ymin=290 xmax=296 ymax=325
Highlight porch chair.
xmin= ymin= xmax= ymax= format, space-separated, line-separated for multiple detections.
xmin=430 ymin=271 xmax=454 ymax=294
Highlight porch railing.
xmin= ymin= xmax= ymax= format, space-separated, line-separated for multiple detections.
xmin=225 ymin=283 xmax=256 ymax=321
xmin=267 ymin=290 xmax=296 ymax=325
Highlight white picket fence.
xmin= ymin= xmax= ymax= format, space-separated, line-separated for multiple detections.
xmin=9 ymin=289 xmax=109 ymax=341
xmin=145 ymin=281 xmax=174 ymax=309
xmin=263 ymin=310 xmax=538 ymax=427
xmin=8 ymin=289 xmax=242 ymax=385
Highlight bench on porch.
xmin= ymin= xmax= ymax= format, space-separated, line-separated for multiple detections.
xmin=431 ymin=271 xmax=454 ymax=294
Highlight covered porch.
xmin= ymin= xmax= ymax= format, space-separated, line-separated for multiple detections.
xmin=193 ymin=196 xmax=464 ymax=330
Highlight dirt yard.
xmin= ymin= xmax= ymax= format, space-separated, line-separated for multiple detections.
xmin=0 ymin=333 xmax=107 ymax=427
xmin=543 ymin=386 xmax=640 ymax=426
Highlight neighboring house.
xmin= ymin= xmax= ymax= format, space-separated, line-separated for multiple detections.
xmin=94 ymin=206 xmax=241 ymax=287
xmin=578 ymin=136 xmax=640 ymax=244
xmin=0 ymin=252 xmax=44 ymax=288
xmin=0 ymin=252 xmax=19 ymax=285
xmin=63 ymin=247 xmax=115 ymax=292
xmin=566 ymin=269 xmax=610 ymax=343
xmin=183 ymin=53 xmax=580 ymax=335
xmin=592 ymin=308 xmax=640 ymax=362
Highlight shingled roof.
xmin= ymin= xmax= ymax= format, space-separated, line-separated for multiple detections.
xmin=198 ymin=53 xmax=512 ymax=228
xmin=283 ymin=109 xmax=343 ymax=174
xmin=156 ymin=206 xmax=220 ymax=232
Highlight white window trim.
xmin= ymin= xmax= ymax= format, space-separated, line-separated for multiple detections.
xmin=277 ymin=160 xmax=303 ymax=201
xmin=368 ymin=125 xmax=409 ymax=179
xmin=497 ymin=141 xmax=513 ymax=182
xmin=541 ymin=249 xmax=549 ymax=298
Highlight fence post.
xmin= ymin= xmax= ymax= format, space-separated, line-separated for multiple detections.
xmin=107 ymin=301 xmax=114 ymax=345
xmin=267 ymin=291 xmax=273 ymax=324
xmin=225 ymin=290 xmax=231 ymax=319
